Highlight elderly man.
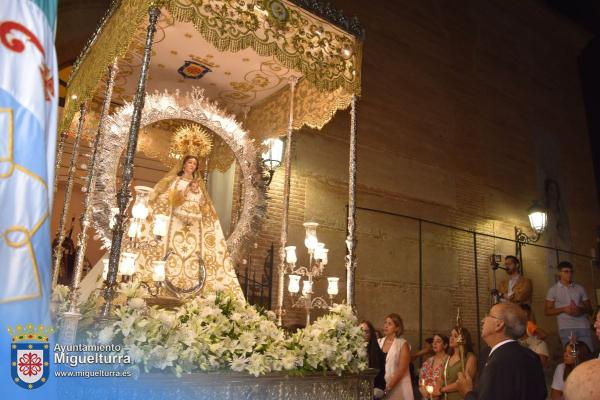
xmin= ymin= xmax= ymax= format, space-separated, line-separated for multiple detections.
xmin=456 ymin=303 xmax=547 ymax=400
xmin=564 ymin=359 xmax=600 ymax=399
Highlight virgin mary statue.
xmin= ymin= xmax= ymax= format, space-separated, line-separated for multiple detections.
xmin=137 ymin=154 xmax=243 ymax=300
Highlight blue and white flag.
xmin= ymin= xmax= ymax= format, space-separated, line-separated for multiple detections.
xmin=0 ymin=0 xmax=58 ymax=398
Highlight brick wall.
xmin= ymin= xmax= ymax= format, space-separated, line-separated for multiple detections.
xmin=53 ymin=0 xmax=600 ymax=364
xmin=233 ymin=0 xmax=600 ymax=355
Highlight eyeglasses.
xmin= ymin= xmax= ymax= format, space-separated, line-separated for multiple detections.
xmin=485 ymin=313 xmax=502 ymax=321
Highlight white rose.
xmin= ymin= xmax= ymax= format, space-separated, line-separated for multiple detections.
xmin=230 ymin=355 xmax=248 ymax=372
xmin=230 ymin=312 xmax=243 ymax=322
xmin=239 ymin=332 xmax=256 ymax=349
xmin=281 ymin=353 xmax=298 ymax=370
xmin=98 ymin=326 xmax=114 ymax=344
xmin=158 ymin=312 xmax=176 ymax=329
xmin=120 ymin=315 xmax=136 ymax=337
xmin=128 ymin=298 xmax=146 ymax=310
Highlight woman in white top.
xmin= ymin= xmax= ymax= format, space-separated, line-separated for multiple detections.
xmin=550 ymin=341 xmax=592 ymax=400
xmin=378 ymin=313 xmax=414 ymax=400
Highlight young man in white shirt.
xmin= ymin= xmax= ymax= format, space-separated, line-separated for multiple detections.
xmin=545 ymin=261 xmax=594 ymax=351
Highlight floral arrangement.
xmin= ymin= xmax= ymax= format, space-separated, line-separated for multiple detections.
xmin=86 ymin=283 xmax=367 ymax=377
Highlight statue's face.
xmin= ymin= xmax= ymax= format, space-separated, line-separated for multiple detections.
xmin=183 ymin=157 xmax=198 ymax=175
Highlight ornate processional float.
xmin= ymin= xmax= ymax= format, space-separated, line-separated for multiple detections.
xmin=53 ymin=0 xmax=367 ymax=398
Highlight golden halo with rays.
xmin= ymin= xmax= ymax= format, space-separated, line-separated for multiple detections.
xmin=168 ymin=124 xmax=213 ymax=165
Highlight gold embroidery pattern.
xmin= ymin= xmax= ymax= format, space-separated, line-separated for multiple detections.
xmin=61 ymin=0 xmax=362 ymax=133
xmin=244 ymin=78 xmax=354 ymax=139
xmin=166 ymin=0 xmax=361 ymax=93
xmin=168 ymin=124 xmax=213 ymax=164
xmin=0 ymin=108 xmax=49 ymax=304
xmin=92 ymin=89 xmax=266 ymax=262
xmin=218 ymin=60 xmax=291 ymax=107
xmin=61 ymin=0 xmax=155 ymax=132
xmin=134 ymin=177 xmax=243 ymax=298
xmin=137 ymin=121 xmax=236 ymax=173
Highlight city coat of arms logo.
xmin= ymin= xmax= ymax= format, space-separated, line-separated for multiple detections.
xmin=178 ymin=60 xmax=212 ymax=80
xmin=8 ymin=323 xmax=53 ymax=390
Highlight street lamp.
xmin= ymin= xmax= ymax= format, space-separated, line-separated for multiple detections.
xmin=261 ymin=138 xmax=284 ymax=186
xmin=515 ymin=200 xmax=548 ymax=259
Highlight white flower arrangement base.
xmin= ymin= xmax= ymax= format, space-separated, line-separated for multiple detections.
xmin=59 ymin=370 xmax=378 ymax=400
xmin=54 ymin=282 xmax=372 ymax=399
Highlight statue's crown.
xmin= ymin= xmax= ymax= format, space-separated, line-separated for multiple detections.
xmin=7 ymin=323 xmax=54 ymax=342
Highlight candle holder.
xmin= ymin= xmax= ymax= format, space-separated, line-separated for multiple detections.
xmin=101 ymin=252 xmax=171 ymax=298
xmin=283 ymin=222 xmax=339 ymax=325
xmin=104 ymin=185 xmax=173 ymax=293
xmin=426 ymin=385 xmax=434 ymax=400
xmin=569 ymin=331 xmax=579 ymax=366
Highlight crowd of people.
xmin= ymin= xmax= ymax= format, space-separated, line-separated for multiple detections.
xmin=360 ymin=256 xmax=600 ymax=400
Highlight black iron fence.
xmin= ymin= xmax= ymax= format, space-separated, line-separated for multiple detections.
xmin=237 ymin=244 xmax=274 ymax=310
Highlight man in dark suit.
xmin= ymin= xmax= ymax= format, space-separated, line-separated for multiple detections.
xmin=456 ymin=303 xmax=547 ymax=400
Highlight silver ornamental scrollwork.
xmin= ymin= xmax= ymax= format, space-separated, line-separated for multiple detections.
xmin=93 ymin=88 xmax=266 ymax=262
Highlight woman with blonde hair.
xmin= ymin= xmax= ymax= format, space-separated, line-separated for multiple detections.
xmin=378 ymin=313 xmax=414 ymax=399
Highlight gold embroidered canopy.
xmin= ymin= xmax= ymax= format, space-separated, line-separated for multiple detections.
xmin=60 ymin=0 xmax=364 ymax=140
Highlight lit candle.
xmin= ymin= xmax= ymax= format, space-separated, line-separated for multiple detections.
xmin=285 ymin=246 xmax=297 ymax=264
xmin=109 ymin=207 xmax=120 ymax=229
xmin=303 ymin=222 xmax=319 ymax=250
xmin=153 ymin=214 xmax=169 ymax=237
xmin=288 ymin=274 xmax=301 ymax=294
xmin=131 ymin=201 xmax=149 ymax=220
xmin=314 ymin=242 xmax=325 ymax=260
xmin=302 ymin=279 xmax=312 ymax=295
xmin=426 ymin=385 xmax=434 ymax=400
xmin=102 ymin=259 xmax=109 ymax=281
xmin=327 ymin=277 xmax=339 ymax=296
xmin=152 ymin=261 xmax=166 ymax=282
xmin=321 ymin=248 xmax=329 ymax=265
xmin=127 ymin=219 xmax=140 ymax=239
xmin=132 ymin=186 xmax=153 ymax=220
xmin=119 ymin=252 xmax=137 ymax=276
